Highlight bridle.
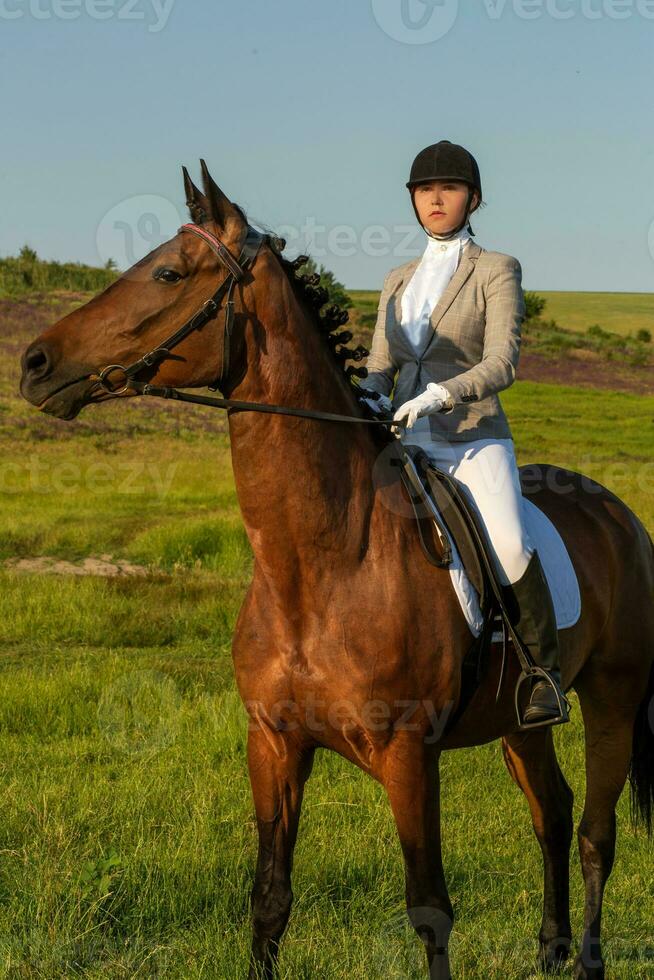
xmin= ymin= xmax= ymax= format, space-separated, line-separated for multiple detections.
xmin=92 ymin=221 xmax=405 ymax=429
xmin=94 ymin=222 xmax=265 ymax=398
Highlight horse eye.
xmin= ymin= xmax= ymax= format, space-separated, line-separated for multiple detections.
xmin=153 ymin=267 xmax=183 ymax=284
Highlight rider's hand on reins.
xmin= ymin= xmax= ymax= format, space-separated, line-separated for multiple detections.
xmin=393 ymin=383 xmax=452 ymax=429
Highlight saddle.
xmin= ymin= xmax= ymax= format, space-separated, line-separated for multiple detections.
xmin=392 ymin=442 xmax=540 ymax=734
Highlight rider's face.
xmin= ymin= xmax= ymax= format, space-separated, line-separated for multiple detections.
xmin=413 ymin=180 xmax=479 ymax=236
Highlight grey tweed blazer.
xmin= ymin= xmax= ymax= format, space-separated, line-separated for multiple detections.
xmin=364 ymin=241 xmax=526 ymax=441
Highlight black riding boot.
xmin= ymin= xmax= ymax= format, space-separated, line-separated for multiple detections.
xmin=501 ymin=549 xmax=570 ymax=728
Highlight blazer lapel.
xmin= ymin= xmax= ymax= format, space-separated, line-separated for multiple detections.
xmin=385 ymin=242 xmax=483 ymax=362
xmin=418 ymin=242 xmax=482 ymax=359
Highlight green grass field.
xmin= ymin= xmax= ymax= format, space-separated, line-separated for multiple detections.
xmin=1 ymin=293 xmax=653 ymax=977
xmin=536 ymin=291 xmax=654 ymax=338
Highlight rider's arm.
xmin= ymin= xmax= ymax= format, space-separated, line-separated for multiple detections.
xmin=438 ymin=256 xmax=525 ymax=406
xmin=361 ymin=272 xmax=398 ymax=397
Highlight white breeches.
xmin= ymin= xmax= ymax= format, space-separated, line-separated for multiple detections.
xmin=403 ymin=434 xmax=535 ymax=586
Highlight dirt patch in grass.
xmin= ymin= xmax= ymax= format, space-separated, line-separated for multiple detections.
xmin=3 ymin=555 xmax=151 ymax=577
xmin=516 ymin=351 xmax=654 ymax=396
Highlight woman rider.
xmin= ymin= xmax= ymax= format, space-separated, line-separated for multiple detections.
xmin=357 ymin=140 xmax=567 ymax=728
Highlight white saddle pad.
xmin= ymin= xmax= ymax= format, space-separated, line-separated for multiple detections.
xmin=446 ymin=496 xmax=581 ymax=637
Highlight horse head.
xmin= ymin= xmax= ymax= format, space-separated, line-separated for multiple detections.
xmin=20 ymin=160 xmax=255 ymax=419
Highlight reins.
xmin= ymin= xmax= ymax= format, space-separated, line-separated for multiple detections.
xmin=123 ymin=382 xmax=403 ymax=427
xmin=92 ymin=220 xmax=406 ymax=429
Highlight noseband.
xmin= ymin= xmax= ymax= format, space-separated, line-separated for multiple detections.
xmin=95 ymin=222 xmax=265 ymax=396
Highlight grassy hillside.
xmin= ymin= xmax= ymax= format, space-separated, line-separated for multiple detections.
xmin=537 ymin=290 xmax=654 ymax=338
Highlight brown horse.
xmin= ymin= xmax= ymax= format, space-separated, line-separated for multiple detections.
xmin=20 ymin=162 xmax=654 ymax=980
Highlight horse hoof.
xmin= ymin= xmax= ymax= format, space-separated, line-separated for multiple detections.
xmin=573 ymin=953 xmax=605 ymax=980
xmin=538 ymin=937 xmax=571 ymax=973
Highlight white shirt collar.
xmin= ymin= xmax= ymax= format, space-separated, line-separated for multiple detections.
xmin=423 ymin=225 xmax=472 ymax=258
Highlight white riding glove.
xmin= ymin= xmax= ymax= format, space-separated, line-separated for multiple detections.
xmin=393 ymin=383 xmax=452 ymax=429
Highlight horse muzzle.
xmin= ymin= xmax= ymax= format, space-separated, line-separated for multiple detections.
xmin=20 ymin=339 xmax=98 ymax=419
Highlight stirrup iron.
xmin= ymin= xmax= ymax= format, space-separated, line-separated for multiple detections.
xmin=514 ymin=666 xmax=572 ymax=731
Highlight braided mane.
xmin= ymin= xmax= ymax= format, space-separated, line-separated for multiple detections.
xmin=275 ymin=247 xmax=371 ymax=384
xmin=229 ymin=205 xmax=371 ymax=387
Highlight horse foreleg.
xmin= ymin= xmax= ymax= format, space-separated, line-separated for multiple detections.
xmin=246 ymin=724 xmax=314 ymax=980
xmin=502 ymin=729 xmax=574 ymax=972
xmin=383 ymin=735 xmax=453 ymax=980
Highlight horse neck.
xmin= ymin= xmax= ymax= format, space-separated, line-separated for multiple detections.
xmin=227 ymin=254 xmax=380 ymax=578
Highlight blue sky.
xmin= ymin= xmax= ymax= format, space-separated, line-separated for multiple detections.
xmin=1 ymin=0 xmax=652 ymax=291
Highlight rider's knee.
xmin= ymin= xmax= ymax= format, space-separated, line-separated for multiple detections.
xmin=494 ymin=535 xmax=533 ymax=584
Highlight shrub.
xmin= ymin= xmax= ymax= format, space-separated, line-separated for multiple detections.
xmin=636 ymin=328 xmax=651 ymax=343
xmin=523 ymin=290 xmax=546 ymax=321
xmin=630 ymin=344 xmax=651 ymax=366
xmin=0 ymin=245 xmax=118 ymax=298
xmin=587 ymin=324 xmax=610 ymax=338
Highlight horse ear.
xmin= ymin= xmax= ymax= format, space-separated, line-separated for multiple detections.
xmin=199 ymin=158 xmax=239 ymax=229
xmin=182 ymin=165 xmax=209 ymax=224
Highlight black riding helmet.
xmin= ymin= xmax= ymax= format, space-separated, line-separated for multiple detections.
xmin=406 ymin=140 xmax=482 ymax=241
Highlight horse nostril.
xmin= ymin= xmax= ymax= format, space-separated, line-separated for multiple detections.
xmin=24 ymin=345 xmax=51 ymax=379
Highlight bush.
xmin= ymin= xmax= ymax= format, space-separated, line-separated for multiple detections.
xmin=630 ymin=344 xmax=651 ymax=367
xmin=0 ymin=245 xmax=118 ymax=298
xmin=587 ymin=324 xmax=610 ymax=338
xmin=521 ymin=309 xmax=651 ymax=366
xmin=523 ymin=317 xmax=579 ymax=355
xmin=524 ymin=290 xmax=546 ymax=321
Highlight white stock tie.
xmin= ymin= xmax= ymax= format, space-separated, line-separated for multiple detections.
xmin=400 ymin=227 xmax=471 ymax=354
